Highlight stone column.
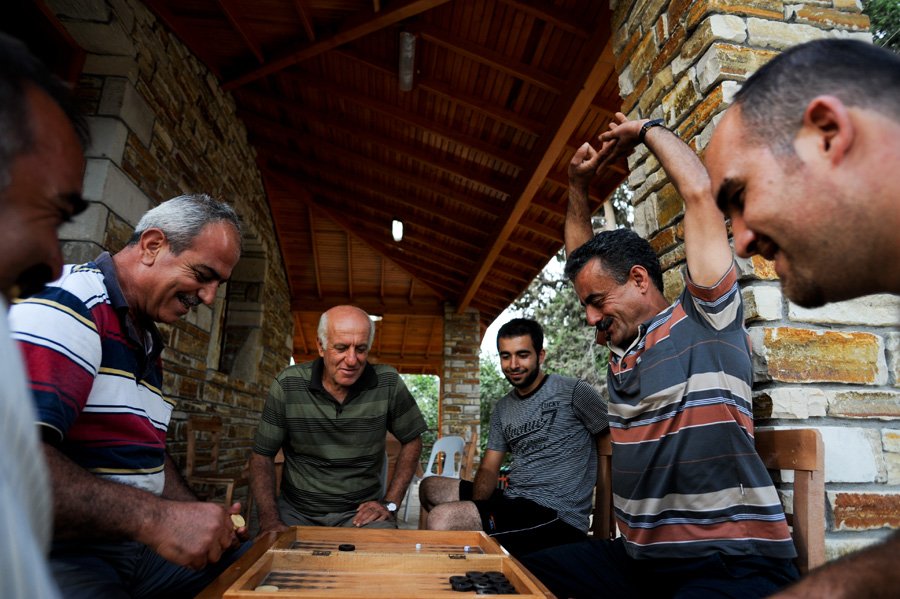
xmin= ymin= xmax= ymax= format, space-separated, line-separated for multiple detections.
xmin=442 ymin=305 xmax=481 ymax=444
xmin=610 ymin=0 xmax=897 ymax=561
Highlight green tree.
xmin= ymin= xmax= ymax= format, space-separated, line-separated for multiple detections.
xmin=512 ymin=251 xmax=608 ymax=389
xmin=401 ymin=374 xmax=439 ymax=458
xmin=478 ymin=353 xmax=510 ymax=454
xmin=865 ymin=0 xmax=900 ymax=51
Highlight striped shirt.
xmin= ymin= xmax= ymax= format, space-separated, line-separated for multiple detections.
xmin=488 ymin=374 xmax=608 ymax=531
xmin=607 ymin=264 xmax=795 ymax=560
xmin=0 ymin=299 xmax=60 ymax=598
xmin=254 ymin=359 xmax=428 ymax=516
xmin=9 ymin=253 xmax=171 ymax=496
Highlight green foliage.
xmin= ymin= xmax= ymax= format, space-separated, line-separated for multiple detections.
xmin=511 ymin=251 xmax=608 ymax=389
xmin=865 ymin=0 xmax=900 ymax=51
xmin=478 ymin=353 xmax=510 ymax=454
xmin=401 ymin=373 xmax=439 ymax=458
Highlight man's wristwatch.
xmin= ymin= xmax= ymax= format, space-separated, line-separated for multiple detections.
xmin=639 ymin=118 xmax=666 ymax=144
xmin=381 ymin=500 xmax=398 ymax=514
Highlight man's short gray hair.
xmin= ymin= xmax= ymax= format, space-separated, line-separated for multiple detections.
xmin=317 ymin=308 xmax=375 ymax=348
xmin=129 ymin=194 xmax=242 ymax=254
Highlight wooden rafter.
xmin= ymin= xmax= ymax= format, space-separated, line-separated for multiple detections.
xmin=291 ymin=297 xmax=443 ymax=315
xmin=223 ymin=0 xmax=452 ymax=90
xmin=418 ymin=25 xmax=566 ymax=94
xmin=457 ymin=36 xmax=615 ymax=312
xmin=346 ymin=234 xmax=353 ymax=299
xmin=215 ymin=0 xmax=263 ymax=63
xmin=307 ymin=206 xmax=323 ymax=299
xmin=290 ymin=0 xmax=316 ymax=41
xmin=497 ymin=0 xmax=592 ymax=39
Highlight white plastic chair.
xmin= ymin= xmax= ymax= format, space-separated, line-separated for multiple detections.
xmin=402 ymin=435 xmax=465 ymax=521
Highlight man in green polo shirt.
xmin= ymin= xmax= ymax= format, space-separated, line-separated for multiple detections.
xmin=250 ymin=305 xmax=426 ymax=532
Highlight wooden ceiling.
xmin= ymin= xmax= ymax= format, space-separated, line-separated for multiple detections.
xmin=145 ymin=0 xmax=627 ymax=374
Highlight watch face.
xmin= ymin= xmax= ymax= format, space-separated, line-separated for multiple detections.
xmin=385 ymin=502 xmax=398 ymax=512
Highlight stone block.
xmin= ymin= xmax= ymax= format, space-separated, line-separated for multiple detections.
xmin=695 ymin=109 xmax=728 ymax=151
xmin=832 ymin=0 xmax=863 ymax=11
xmin=663 ymin=267 xmax=685 ymax=304
xmin=887 ymin=333 xmax=900 ymax=388
xmin=827 ymin=389 xmax=900 ymax=419
xmin=630 ymin=31 xmax=660 ymax=84
xmin=819 ymin=426 xmax=881 ymax=483
xmin=654 ymin=183 xmax=684 ymax=229
xmin=659 ymin=244 xmax=686 ymax=272
xmin=61 ymin=19 xmax=134 ymax=56
xmin=662 ymin=69 xmax=701 ymax=124
xmin=59 ymin=201 xmax=109 ymax=243
xmin=680 ymin=15 xmax=747 ymax=70
xmin=793 ymin=6 xmax=870 ymax=30
xmin=887 ymin=451 xmax=900 ymax=486
xmin=686 ymin=0 xmax=783 ymax=31
xmin=82 ymin=158 xmax=153 ymax=228
xmin=743 ymin=285 xmax=783 ymax=322
xmin=61 ymin=240 xmax=104 ymax=265
xmin=736 ymin=254 xmax=778 ymax=281
xmin=756 ymin=386 xmax=827 ymax=419
xmin=825 ymin=536 xmax=887 ymax=562
xmin=616 ymin=29 xmax=643 ymax=75
xmin=746 ymin=17 xmax=829 ymax=49
xmin=639 ymin=65 xmax=675 ymax=116
xmin=829 ymin=491 xmax=900 ymax=531
xmin=85 ymin=116 xmax=129 ymax=164
xmin=788 ymin=294 xmax=900 ymax=327
xmin=696 ymin=43 xmax=778 ymax=93
xmin=45 ymin=0 xmax=110 ymax=21
xmin=99 ymin=78 xmax=155 ymax=147
xmin=755 ymin=327 xmax=886 ymax=385
xmin=82 ymin=54 xmax=140 ymax=83
xmin=676 ymin=82 xmax=725 ymax=142
xmin=650 ymin=227 xmax=678 ymax=255
xmin=618 ymin=64 xmax=636 ymax=98
xmin=639 ymin=0 xmax=671 ymax=34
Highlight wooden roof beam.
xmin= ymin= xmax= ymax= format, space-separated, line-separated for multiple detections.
xmin=290 ymin=0 xmax=316 ymax=41
xmin=223 ymin=0 xmax=452 ymax=89
xmin=307 ymin=206 xmax=323 ymax=299
xmin=291 ymin=297 xmax=444 ymax=315
xmin=457 ymin=35 xmax=615 ymax=313
xmin=277 ymin=74 xmax=525 ymax=172
xmin=215 ymin=0 xmax=264 ymax=63
xmin=418 ymin=25 xmax=566 ymax=94
xmin=331 ymin=49 xmax=545 ymax=136
xmin=242 ymin=110 xmax=511 ymax=199
xmin=268 ymin=180 xmax=476 ymax=292
xmin=497 ymin=0 xmax=592 ymax=39
xmin=236 ymin=99 xmax=504 ymax=215
xmin=346 ymin=234 xmax=353 ymax=300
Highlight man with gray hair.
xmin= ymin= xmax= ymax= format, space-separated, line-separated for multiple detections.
xmin=10 ymin=193 xmax=247 ymax=597
xmin=0 ymin=32 xmax=88 ymax=599
xmin=251 ymin=304 xmax=426 ymax=532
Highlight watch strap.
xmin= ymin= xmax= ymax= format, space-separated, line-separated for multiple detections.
xmin=639 ymin=118 xmax=666 ymax=144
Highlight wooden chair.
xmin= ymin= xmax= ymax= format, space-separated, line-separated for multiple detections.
xmin=185 ymin=416 xmax=249 ymax=509
xmin=590 ymin=428 xmax=825 ymax=574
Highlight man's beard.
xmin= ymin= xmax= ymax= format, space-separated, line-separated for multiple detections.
xmin=507 ymin=367 xmax=540 ymax=390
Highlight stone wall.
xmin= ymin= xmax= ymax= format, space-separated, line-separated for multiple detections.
xmin=44 ymin=0 xmax=293 ymax=490
xmin=610 ymin=0 xmax=899 ymax=560
xmin=442 ymin=305 xmax=482 ymax=449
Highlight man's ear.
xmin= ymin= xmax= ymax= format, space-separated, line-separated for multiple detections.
xmin=137 ymin=228 xmax=167 ymax=266
xmin=538 ymin=348 xmax=546 ymax=366
xmin=796 ymin=95 xmax=854 ymax=166
xmin=316 ymin=338 xmax=325 ymax=358
xmin=630 ymin=265 xmax=651 ymax=293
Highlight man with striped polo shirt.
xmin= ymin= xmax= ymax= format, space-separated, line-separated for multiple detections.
xmin=251 ymin=305 xmax=426 ymax=532
xmin=420 ymin=318 xmax=608 ymax=558
xmin=522 ymin=112 xmax=798 ymax=598
xmin=10 ymin=195 xmax=249 ymax=597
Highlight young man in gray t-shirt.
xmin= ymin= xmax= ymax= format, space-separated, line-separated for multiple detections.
xmin=419 ymin=318 xmax=608 ymax=557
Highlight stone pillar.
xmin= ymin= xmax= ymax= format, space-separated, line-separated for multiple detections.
xmin=611 ymin=0 xmax=896 ymax=561
xmin=442 ymin=305 xmax=481 ymax=443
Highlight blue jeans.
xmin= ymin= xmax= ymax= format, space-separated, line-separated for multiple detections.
xmin=49 ymin=540 xmax=251 ymax=599
xmin=521 ymin=537 xmax=799 ymax=599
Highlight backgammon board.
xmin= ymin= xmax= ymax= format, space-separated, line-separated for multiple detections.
xmin=197 ymin=527 xmax=554 ymax=598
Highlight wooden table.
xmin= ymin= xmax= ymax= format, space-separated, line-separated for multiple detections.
xmin=198 ymin=527 xmax=554 ymax=598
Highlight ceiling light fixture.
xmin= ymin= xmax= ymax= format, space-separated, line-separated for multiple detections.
xmin=398 ymin=31 xmax=416 ymax=92
xmin=391 ymin=218 xmax=404 ymax=242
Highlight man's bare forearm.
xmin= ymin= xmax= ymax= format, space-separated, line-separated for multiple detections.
xmin=565 ymin=180 xmax=594 ymax=256
xmin=44 ymin=443 xmax=161 ymax=542
xmin=163 ymin=453 xmax=198 ymax=501
xmin=774 ymin=532 xmax=900 ymax=598
xmin=249 ymin=452 xmax=282 ymax=530
xmin=385 ymin=436 xmax=422 ymax=505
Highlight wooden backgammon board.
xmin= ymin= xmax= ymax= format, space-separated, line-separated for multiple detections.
xmin=197 ymin=527 xmax=554 ymax=598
